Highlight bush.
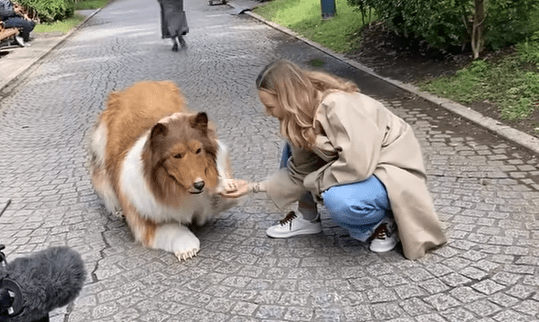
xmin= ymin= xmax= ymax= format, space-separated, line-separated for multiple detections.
xmin=517 ymin=31 xmax=539 ymax=67
xmin=348 ymin=0 xmax=539 ymax=54
xmin=348 ymin=0 xmax=469 ymax=49
xmin=17 ymin=0 xmax=75 ymax=23
xmin=486 ymin=0 xmax=539 ymax=50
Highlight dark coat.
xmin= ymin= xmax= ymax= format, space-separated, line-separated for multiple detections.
xmin=0 ymin=0 xmax=16 ymax=21
xmin=158 ymin=0 xmax=188 ymax=38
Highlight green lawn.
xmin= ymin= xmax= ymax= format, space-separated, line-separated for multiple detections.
xmin=34 ymin=14 xmax=86 ymax=33
xmin=419 ymin=28 xmax=539 ymax=123
xmin=33 ymin=0 xmax=109 ymax=34
xmin=254 ymin=0 xmax=373 ymax=53
xmin=75 ymin=0 xmax=109 ymax=10
xmin=419 ymin=55 xmax=539 ymax=122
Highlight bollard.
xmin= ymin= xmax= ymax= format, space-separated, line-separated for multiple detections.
xmin=320 ymin=0 xmax=336 ymax=19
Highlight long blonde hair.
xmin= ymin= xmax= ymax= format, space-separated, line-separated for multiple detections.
xmin=256 ymin=60 xmax=358 ymax=149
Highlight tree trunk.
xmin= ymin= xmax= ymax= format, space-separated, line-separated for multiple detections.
xmin=471 ymin=0 xmax=485 ymax=59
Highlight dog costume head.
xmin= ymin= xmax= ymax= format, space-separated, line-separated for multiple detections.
xmin=145 ymin=111 xmax=220 ymax=196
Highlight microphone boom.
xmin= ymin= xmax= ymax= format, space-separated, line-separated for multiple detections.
xmin=0 ymin=246 xmax=86 ymax=322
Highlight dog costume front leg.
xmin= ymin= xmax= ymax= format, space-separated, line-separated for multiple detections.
xmin=121 ymin=201 xmax=200 ymax=261
xmin=152 ymin=223 xmax=200 ymax=261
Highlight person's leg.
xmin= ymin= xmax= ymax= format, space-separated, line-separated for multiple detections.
xmin=323 ymin=175 xmax=398 ymax=251
xmin=266 ymin=143 xmax=321 ymax=238
xmin=3 ymin=17 xmax=35 ymax=42
xmin=171 ymin=36 xmax=179 ymax=52
xmin=279 ymin=142 xmax=318 ymax=220
xmin=297 ymin=193 xmax=318 ymax=221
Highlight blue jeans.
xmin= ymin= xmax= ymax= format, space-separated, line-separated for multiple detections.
xmin=281 ymin=143 xmax=390 ymax=242
xmin=3 ymin=16 xmax=35 ymax=41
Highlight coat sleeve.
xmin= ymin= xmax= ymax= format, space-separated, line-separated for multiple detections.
xmin=264 ymin=168 xmax=309 ymax=209
xmin=304 ymin=93 xmax=384 ymax=195
xmin=264 ymin=145 xmax=327 ymax=209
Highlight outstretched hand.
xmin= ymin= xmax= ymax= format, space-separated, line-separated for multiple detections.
xmin=219 ymin=179 xmax=253 ymax=198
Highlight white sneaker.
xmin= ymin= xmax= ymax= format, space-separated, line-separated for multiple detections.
xmin=369 ymin=218 xmax=399 ymax=253
xmin=266 ymin=211 xmax=322 ymax=238
xmin=14 ymin=35 xmax=25 ymax=47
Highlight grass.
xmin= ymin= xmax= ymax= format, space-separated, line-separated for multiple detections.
xmin=254 ymin=0 xmax=373 ymax=53
xmin=75 ymin=0 xmax=109 ymax=10
xmin=412 ymin=13 xmax=539 ymax=124
xmin=419 ymin=56 xmax=539 ymax=121
xmin=33 ymin=0 xmax=109 ymax=34
xmin=34 ymin=14 xmax=86 ymax=33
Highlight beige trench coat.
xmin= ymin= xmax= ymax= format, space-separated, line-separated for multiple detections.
xmin=264 ymin=91 xmax=447 ymax=260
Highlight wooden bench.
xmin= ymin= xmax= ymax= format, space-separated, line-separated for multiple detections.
xmin=0 ymin=21 xmax=19 ymax=43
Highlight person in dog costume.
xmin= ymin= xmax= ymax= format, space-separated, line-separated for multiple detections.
xmin=221 ymin=59 xmax=447 ymax=260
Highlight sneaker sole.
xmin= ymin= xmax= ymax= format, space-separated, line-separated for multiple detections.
xmin=266 ymin=227 xmax=322 ymax=239
xmin=370 ymin=236 xmax=399 ymax=252
xmin=369 ymin=242 xmax=398 ymax=253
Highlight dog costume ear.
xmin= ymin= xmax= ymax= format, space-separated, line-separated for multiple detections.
xmin=191 ymin=112 xmax=208 ymax=132
xmin=150 ymin=123 xmax=168 ymax=150
xmin=151 ymin=123 xmax=168 ymax=138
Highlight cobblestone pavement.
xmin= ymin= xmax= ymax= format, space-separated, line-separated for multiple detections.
xmin=0 ymin=0 xmax=538 ymax=320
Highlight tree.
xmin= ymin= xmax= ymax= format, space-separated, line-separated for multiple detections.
xmin=471 ymin=0 xmax=485 ymax=58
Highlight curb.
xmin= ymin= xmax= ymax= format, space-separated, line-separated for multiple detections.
xmin=0 ymin=8 xmax=101 ymax=92
xmin=236 ymin=6 xmax=539 ymax=156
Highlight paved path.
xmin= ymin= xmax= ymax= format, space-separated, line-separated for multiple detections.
xmin=0 ymin=0 xmax=538 ymax=321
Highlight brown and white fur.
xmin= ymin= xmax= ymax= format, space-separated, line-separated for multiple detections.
xmin=88 ymin=81 xmax=238 ymax=261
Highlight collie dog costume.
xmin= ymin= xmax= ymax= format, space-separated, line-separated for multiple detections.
xmin=89 ymin=81 xmax=238 ymax=261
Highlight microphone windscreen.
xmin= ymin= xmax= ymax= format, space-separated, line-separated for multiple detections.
xmin=5 ymin=247 xmax=86 ymax=321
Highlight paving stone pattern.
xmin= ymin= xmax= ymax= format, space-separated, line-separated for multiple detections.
xmin=0 ymin=0 xmax=538 ymax=320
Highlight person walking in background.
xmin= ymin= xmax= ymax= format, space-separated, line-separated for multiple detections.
xmin=221 ymin=59 xmax=447 ymax=260
xmin=158 ymin=0 xmax=188 ymax=51
xmin=0 ymin=0 xmax=35 ymax=47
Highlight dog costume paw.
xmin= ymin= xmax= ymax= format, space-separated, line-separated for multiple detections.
xmin=170 ymin=229 xmax=200 ymax=262
xmin=153 ymin=223 xmax=201 ymax=262
xmin=175 ymin=248 xmax=199 ymax=261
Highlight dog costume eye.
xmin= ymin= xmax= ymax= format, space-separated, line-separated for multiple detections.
xmin=196 ymin=148 xmax=202 ymax=154
xmin=174 ymin=153 xmax=183 ymax=159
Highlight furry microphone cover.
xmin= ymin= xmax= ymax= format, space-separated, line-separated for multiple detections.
xmin=0 ymin=246 xmax=86 ymax=321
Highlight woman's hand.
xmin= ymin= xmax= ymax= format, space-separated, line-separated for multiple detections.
xmin=219 ymin=179 xmax=266 ymax=198
xmin=219 ymin=179 xmax=252 ymax=198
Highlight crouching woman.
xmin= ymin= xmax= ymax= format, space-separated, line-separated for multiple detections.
xmin=221 ymin=60 xmax=447 ymax=260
